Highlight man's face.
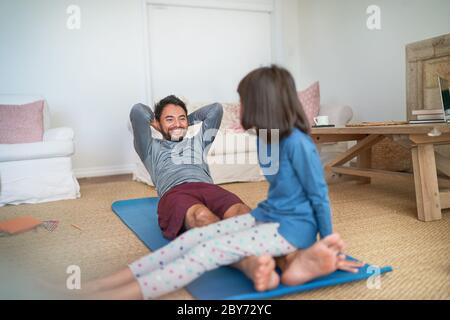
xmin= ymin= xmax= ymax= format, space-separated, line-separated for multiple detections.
xmin=158 ymin=104 xmax=188 ymax=141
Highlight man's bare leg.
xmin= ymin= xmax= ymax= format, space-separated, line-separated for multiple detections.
xmin=185 ymin=204 xmax=221 ymax=229
xmin=223 ymin=203 xmax=251 ymax=219
xmin=185 ymin=203 xmax=278 ymax=291
xmin=63 ymin=204 xmax=274 ymax=298
xmin=73 ymin=204 xmax=228 ymax=296
xmin=184 ymin=202 xmax=251 ymax=229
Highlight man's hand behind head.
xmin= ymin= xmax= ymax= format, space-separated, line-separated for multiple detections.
xmin=150 ymin=119 xmax=161 ymax=132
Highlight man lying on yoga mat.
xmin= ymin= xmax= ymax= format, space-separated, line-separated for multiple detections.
xmin=69 ymin=66 xmax=363 ymax=300
xmin=129 ymin=96 xmax=251 ymax=240
xmin=129 ymin=96 xmax=274 ymax=289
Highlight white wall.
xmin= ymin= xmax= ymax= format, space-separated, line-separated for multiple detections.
xmin=146 ymin=4 xmax=272 ymax=104
xmin=297 ymin=0 xmax=450 ymax=122
xmin=273 ymin=0 xmax=301 ymax=84
xmin=5 ymin=1 xmax=447 ymax=175
xmin=0 ymin=0 xmax=147 ymax=177
xmin=1 ymin=0 xmax=298 ymax=177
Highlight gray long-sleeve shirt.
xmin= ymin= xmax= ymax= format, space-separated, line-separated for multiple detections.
xmin=130 ymin=102 xmax=223 ymax=197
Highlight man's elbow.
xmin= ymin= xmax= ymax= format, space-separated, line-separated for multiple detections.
xmin=130 ymin=103 xmax=148 ymax=122
xmin=212 ymin=102 xmax=223 ymax=117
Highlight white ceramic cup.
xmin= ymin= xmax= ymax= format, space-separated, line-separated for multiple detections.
xmin=313 ymin=115 xmax=329 ymax=126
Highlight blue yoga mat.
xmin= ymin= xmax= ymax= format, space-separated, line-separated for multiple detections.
xmin=112 ymin=197 xmax=393 ymax=300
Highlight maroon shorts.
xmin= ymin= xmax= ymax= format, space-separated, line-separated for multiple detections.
xmin=157 ymin=182 xmax=245 ymax=240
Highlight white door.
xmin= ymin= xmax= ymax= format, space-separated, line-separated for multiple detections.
xmin=146 ymin=4 xmax=272 ymax=104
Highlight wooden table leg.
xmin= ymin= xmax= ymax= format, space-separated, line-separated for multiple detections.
xmin=355 ymin=135 xmax=378 ymax=185
xmin=325 ymin=134 xmax=383 ymax=184
xmin=356 ymin=147 xmax=372 ymax=184
xmin=411 ymin=144 xmax=442 ymax=221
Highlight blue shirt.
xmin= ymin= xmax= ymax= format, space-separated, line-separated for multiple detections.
xmin=251 ymin=128 xmax=333 ymax=248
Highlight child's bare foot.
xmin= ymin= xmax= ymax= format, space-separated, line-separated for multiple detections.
xmin=281 ymin=233 xmax=344 ymax=286
xmin=239 ymin=255 xmax=280 ymax=291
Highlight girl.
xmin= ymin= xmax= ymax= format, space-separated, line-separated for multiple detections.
xmin=80 ymin=65 xmax=363 ymax=299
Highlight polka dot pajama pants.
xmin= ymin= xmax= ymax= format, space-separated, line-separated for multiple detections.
xmin=128 ymin=213 xmax=297 ymax=300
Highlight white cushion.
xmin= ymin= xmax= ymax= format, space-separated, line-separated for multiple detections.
xmin=0 ymin=95 xmax=51 ymax=130
xmin=208 ymin=154 xmax=265 ymax=184
xmin=0 ymin=139 xmax=74 ymax=162
xmin=43 ymin=127 xmax=74 ymax=141
xmin=132 ymin=149 xmax=264 ymax=186
xmin=319 ymin=104 xmax=353 ymax=126
xmin=210 ymin=131 xmax=257 ymax=155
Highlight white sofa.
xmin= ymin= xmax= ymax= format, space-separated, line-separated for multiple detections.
xmin=0 ymin=95 xmax=80 ymax=206
xmin=131 ymin=102 xmax=353 ymax=186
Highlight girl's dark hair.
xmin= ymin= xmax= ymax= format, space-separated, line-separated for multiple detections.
xmin=237 ymin=65 xmax=310 ymax=140
xmin=154 ymin=95 xmax=187 ymax=120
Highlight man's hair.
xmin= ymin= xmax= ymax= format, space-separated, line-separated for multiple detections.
xmin=237 ymin=64 xmax=310 ymax=140
xmin=154 ymin=95 xmax=188 ymax=120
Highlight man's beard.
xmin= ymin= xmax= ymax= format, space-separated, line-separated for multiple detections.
xmin=163 ymin=128 xmax=187 ymax=141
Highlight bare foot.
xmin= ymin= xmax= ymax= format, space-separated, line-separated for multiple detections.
xmin=239 ymin=255 xmax=280 ymax=291
xmin=281 ymin=233 xmax=344 ymax=286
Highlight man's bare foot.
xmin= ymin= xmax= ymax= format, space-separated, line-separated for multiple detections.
xmin=280 ymin=233 xmax=344 ymax=286
xmin=238 ymin=255 xmax=280 ymax=291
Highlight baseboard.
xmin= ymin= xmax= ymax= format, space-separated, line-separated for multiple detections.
xmin=74 ymin=164 xmax=136 ymax=178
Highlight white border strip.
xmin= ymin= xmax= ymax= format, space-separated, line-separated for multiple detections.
xmin=145 ymin=0 xmax=274 ymax=13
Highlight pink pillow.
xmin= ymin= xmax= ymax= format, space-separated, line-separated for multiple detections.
xmin=221 ymin=102 xmax=245 ymax=133
xmin=0 ymin=100 xmax=45 ymax=144
xmin=298 ymin=81 xmax=320 ymax=127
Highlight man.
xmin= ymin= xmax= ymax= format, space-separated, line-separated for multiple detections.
xmin=130 ymin=96 xmax=286 ymax=291
xmin=130 ymin=95 xmax=251 ymax=240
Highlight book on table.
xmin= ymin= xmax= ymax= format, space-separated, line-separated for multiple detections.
xmin=409 ymin=119 xmax=446 ymax=124
xmin=411 ymin=109 xmax=443 ymax=116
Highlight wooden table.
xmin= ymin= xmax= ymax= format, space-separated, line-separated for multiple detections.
xmin=311 ymin=124 xmax=450 ymax=221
